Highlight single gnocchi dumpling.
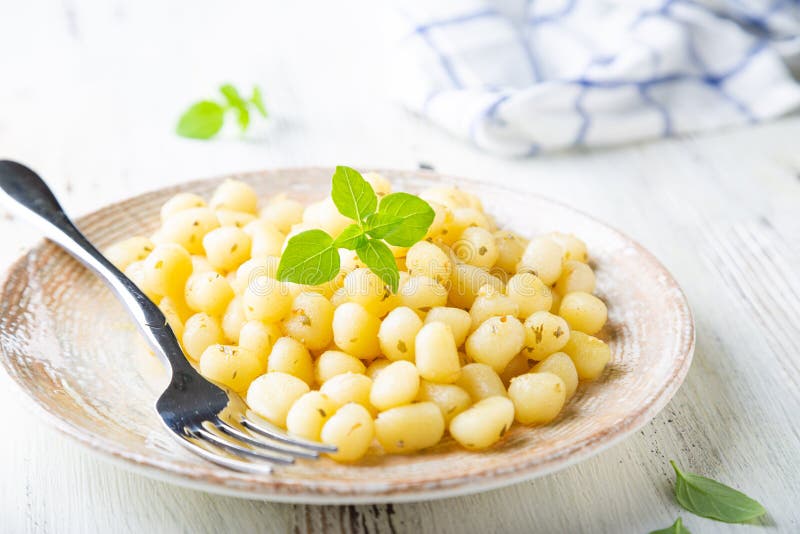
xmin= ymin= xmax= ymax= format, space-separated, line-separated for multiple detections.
xmin=202 ymin=226 xmax=251 ymax=272
xmin=465 ymin=315 xmax=526 ymax=373
xmin=259 ymin=195 xmax=304 ymax=234
xmin=160 ymin=193 xmax=206 ymax=222
xmin=267 ymin=336 xmax=314 ymax=386
xmin=332 ymin=302 xmax=382 ymax=360
xmin=375 ymin=402 xmax=445 ymax=454
xmin=505 ymin=272 xmax=552 ymax=318
xmin=508 ymin=372 xmax=566 ymax=425
xmin=199 ymin=344 xmax=263 ymax=392
xmin=405 ymin=241 xmax=452 ymax=285
xmin=238 ymin=320 xmax=281 ymax=367
xmin=562 ymin=331 xmax=611 ymax=380
xmin=156 ymin=207 xmax=220 ymax=255
xmin=518 ymin=236 xmax=563 ymax=285
xmin=246 ymin=372 xmax=310 ymax=428
xmin=282 ymin=291 xmax=335 ymax=351
xmin=424 ymin=306 xmax=471 ymax=347
xmin=559 ymin=291 xmax=607 ymax=335
xmin=142 ymin=243 xmax=192 ymax=298
xmin=414 ymin=321 xmax=460 ymax=384
xmin=320 ymin=403 xmax=375 ymax=462
xmin=210 ymin=179 xmax=259 ymax=214
xmin=378 ymin=306 xmax=423 ymax=362
xmin=522 ymin=311 xmax=570 ymax=360
xmin=454 ymin=226 xmax=498 ymax=270
xmin=184 ymin=271 xmax=234 ymax=316
xmin=183 ymin=312 xmax=223 ymax=361
xmin=493 ymin=230 xmax=527 ymax=273
xmin=369 ymin=360 xmax=419 ymax=411
xmin=105 ymin=236 xmax=154 ymax=271
xmin=531 ymin=352 xmax=579 ymax=399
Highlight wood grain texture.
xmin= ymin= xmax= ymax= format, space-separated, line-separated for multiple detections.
xmin=0 ymin=0 xmax=799 ymax=532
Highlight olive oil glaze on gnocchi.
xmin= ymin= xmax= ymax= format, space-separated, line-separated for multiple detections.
xmin=105 ymin=167 xmax=611 ymax=462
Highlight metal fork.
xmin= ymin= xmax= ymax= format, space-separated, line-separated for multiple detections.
xmin=0 ymin=160 xmax=336 ymax=473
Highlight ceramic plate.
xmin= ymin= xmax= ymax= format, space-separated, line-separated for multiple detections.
xmin=0 ymin=168 xmax=694 ymax=503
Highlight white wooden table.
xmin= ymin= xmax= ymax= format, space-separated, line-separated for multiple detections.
xmin=1 ymin=1 xmax=799 ymax=532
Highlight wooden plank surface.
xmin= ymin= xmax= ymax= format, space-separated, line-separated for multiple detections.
xmin=0 ymin=1 xmax=799 ymax=532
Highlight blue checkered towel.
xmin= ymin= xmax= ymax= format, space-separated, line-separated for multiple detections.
xmin=391 ymin=0 xmax=800 ymax=155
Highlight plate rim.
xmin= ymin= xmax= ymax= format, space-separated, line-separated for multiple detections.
xmin=0 ymin=167 xmax=695 ymax=503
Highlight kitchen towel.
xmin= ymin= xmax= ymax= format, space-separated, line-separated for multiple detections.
xmin=390 ymin=0 xmax=800 ymax=156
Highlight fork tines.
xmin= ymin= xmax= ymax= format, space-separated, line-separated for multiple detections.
xmin=178 ymin=413 xmax=337 ymax=474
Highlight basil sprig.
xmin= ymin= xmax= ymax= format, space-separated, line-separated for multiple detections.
xmin=670 ymin=460 xmax=766 ymax=524
xmin=277 ymin=166 xmax=434 ymax=292
xmin=177 ymin=84 xmax=267 ymax=140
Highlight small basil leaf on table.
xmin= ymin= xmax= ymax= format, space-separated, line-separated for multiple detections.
xmin=176 ymin=84 xmax=268 ymax=139
xmin=176 ymin=101 xmax=225 ymax=140
xmin=331 ymin=166 xmax=377 ymax=222
xmin=649 ymin=517 xmax=690 ymax=534
xmin=671 ymin=460 xmax=766 ymax=523
xmin=333 ymin=224 xmax=366 ymax=250
xmin=364 ymin=212 xmax=402 ymax=239
xmin=374 ymin=192 xmax=435 ymax=246
xmin=250 ymin=86 xmax=268 ymax=117
xmin=277 ymin=229 xmax=340 ymax=286
xmin=356 ymin=239 xmax=399 ymax=293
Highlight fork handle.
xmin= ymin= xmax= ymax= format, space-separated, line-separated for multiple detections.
xmin=0 ymin=160 xmax=190 ymax=374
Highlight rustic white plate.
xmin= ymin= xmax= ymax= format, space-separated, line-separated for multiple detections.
xmin=0 ymin=168 xmax=694 ymax=503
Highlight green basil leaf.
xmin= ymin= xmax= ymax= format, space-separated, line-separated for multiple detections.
xmin=176 ymin=101 xmax=225 ymax=139
xmin=219 ymin=84 xmax=248 ymax=111
xmin=331 ymin=166 xmax=377 ymax=222
xmin=671 ymin=461 xmax=766 ymax=523
xmin=649 ymin=517 xmax=690 ymax=534
xmin=364 ymin=212 xmax=402 ymax=239
xmin=375 ymin=192 xmax=435 ymax=246
xmin=251 ymin=86 xmax=268 ymax=117
xmin=333 ymin=224 xmax=366 ymax=250
xmin=235 ymin=107 xmax=250 ymax=132
xmin=219 ymin=84 xmax=251 ymax=132
xmin=276 ymin=229 xmax=340 ymax=286
xmin=356 ymin=239 xmax=399 ymax=293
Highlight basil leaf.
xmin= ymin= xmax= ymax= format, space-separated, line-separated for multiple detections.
xmin=176 ymin=101 xmax=225 ymax=139
xmin=331 ymin=166 xmax=377 ymax=222
xmin=356 ymin=239 xmax=399 ymax=293
xmin=219 ymin=84 xmax=248 ymax=111
xmin=333 ymin=224 xmax=366 ymax=250
xmin=649 ymin=517 xmax=690 ymax=534
xmin=235 ymin=107 xmax=250 ymax=131
xmin=219 ymin=84 xmax=251 ymax=132
xmin=375 ymin=192 xmax=435 ymax=246
xmin=276 ymin=229 xmax=340 ymax=286
xmin=251 ymin=86 xmax=268 ymax=117
xmin=364 ymin=212 xmax=402 ymax=239
xmin=671 ymin=461 xmax=766 ymax=523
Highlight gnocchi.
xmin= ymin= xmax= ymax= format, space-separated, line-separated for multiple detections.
xmin=112 ymin=175 xmax=612 ymax=462
xmin=508 ymin=372 xmax=566 ymax=424
xmin=375 ymin=402 xmax=445 ymax=454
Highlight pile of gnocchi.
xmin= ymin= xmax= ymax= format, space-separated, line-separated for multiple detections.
xmin=106 ymin=173 xmax=611 ymax=462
